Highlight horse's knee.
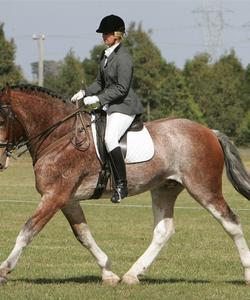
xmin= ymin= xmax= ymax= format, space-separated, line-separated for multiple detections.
xmin=153 ymin=218 xmax=175 ymax=246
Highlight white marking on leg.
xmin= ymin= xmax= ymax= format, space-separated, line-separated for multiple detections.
xmin=0 ymin=227 xmax=33 ymax=277
xmin=127 ymin=218 xmax=174 ymax=277
xmin=207 ymin=204 xmax=250 ymax=282
xmin=75 ymin=223 xmax=120 ymax=283
xmin=123 ymin=201 xmax=175 ymax=282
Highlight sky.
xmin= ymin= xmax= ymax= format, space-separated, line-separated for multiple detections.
xmin=1 ymin=0 xmax=250 ymax=80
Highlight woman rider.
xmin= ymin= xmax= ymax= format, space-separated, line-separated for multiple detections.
xmin=71 ymin=14 xmax=144 ymax=203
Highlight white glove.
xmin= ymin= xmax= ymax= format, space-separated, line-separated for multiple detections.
xmin=84 ymin=95 xmax=99 ymax=105
xmin=71 ymin=90 xmax=85 ymax=102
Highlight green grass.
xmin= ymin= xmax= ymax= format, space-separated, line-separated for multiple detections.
xmin=0 ymin=150 xmax=250 ymax=299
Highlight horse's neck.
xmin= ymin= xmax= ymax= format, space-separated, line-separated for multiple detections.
xmin=13 ymin=93 xmax=75 ymax=157
xmin=16 ymin=95 xmax=72 ymax=133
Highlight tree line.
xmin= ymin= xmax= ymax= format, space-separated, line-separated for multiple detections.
xmin=0 ymin=22 xmax=249 ymax=146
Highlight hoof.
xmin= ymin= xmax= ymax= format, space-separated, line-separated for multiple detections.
xmin=122 ymin=274 xmax=140 ymax=285
xmin=0 ymin=277 xmax=7 ymax=285
xmin=102 ymin=274 xmax=121 ymax=286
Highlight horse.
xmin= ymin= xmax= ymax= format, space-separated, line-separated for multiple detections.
xmin=0 ymin=84 xmax=250 ymax=286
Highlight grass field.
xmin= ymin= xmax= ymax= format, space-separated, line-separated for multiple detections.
xmin=0 ymin=149 xmax=250 ymax=299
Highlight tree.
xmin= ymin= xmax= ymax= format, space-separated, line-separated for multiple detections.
xmin=31 ymin=60 xmax=61 ymax=80
xmin=31 ymin=60 xmax=62 ymax=90
xmin=157 ymin=63 xmax=204 ymax=122
xmin=213 ymin=51 xmax=247 ymax=136
xmin=235 ymin=112 xmax=250 ymax=146
xmin=244 ymin=64 xmax=250 ymax=110
xmin=82 ymin=44 xmax=106 ymax=85
xmin=0 ymin=22 xmax=23 ymax=88
xmin=235 ymin=63 xmax=250 ymax=145
xmin=183 ymin=51 xmax=246 ymax=137
xmin=44 ymin=49 xmax=85 ymax=99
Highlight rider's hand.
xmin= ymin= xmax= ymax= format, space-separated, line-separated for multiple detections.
xmin=84 ymin=96 xmax=99 ymax=105
xmin=71 ymin=90 xmax=85 ymax=102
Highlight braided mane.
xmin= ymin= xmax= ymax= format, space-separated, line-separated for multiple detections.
xmin=7 ymin=84 xmax=68 ymax=103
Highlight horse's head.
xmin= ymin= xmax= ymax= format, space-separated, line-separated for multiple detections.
xmin=0 ymin=115 xmax=9 ymax=171
xmin=0 ymin=84 xmax=25 ymax=171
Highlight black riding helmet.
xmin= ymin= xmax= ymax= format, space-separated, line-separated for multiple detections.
xmin=96 ymin=15 xmax=125 ymax=33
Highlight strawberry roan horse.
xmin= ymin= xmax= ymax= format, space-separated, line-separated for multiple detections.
xmin=0 ymin=84 xmax=250 ymax=285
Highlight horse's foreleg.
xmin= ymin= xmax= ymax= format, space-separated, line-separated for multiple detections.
xmin=0 ymin=218 xmax=34 ymax=284
xmin=122 ymin=184 xmax=182 ymax=284
xmin=61 ymin=201 xmax=120 ymax=286
xmin=0 ymin=194 xmax=63 ymax=283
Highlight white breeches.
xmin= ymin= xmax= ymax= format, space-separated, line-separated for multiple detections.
xmin=105 ymin=112 xmax=135 ymax=153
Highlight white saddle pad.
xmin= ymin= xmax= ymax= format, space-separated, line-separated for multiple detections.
xmin=91 ymin=114 xmax=154 ymax=164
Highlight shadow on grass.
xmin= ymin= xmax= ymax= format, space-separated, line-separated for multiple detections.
xmin=141 ymin=278 xmax=246 ymax=286
xmin=13 ymin=275 xmax=101 ymax=285
xmin=141 ymin=277 xmax=210 ymax=285
xmin=11 ymin=276 xmax=246 ymax=286
xmin=225 ymin=280 xmax=246 ymax=286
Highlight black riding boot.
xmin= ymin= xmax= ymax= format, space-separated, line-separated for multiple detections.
xmin=109 ymin=147 xmax=128 ymax=203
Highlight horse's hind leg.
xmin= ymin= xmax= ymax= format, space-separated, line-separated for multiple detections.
xmin=122 ymin=182 xmax=183 ymax=285
xmin=205 ymin=198 xmax=250 ymax=283
xmin=186 ymin=174 xmax=250 ymax=283
xmin=61 ymin=201 xmax=120 ymax=286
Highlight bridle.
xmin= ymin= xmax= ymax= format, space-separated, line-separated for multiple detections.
xmin=0 ymin=103 xmax=21 ymax=158
xmin=0 ymin=100 xmax=92 ymax=159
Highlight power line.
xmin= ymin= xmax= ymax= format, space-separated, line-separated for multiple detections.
xmin=14 ymin=34 xmax=96 ymax=39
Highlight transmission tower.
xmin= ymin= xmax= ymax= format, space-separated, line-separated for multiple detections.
xmin=193 ymin=0 xmax=232 ymax=63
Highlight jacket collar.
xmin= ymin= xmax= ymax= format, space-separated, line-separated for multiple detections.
xmin=114 ymin=42 xmax=122 ymax=53
xmin=106 ymin=43 xmax=122 ymax=63
xmin=104 ymin=42 xmax=120 ymax=58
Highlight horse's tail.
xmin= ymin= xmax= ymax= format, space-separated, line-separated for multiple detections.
xmin=213 ymin=130 xmax=250 ymax=200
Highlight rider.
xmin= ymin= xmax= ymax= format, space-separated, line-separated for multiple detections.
xmin=71 ymin=14 xmax=144 ymax=203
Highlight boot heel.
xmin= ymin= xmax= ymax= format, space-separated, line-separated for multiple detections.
xmin=111 ymin=181 xmax=128 ymax=203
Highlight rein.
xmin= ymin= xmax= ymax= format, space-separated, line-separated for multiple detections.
xmin=0 ymin=102 xmax=91 ymax=159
